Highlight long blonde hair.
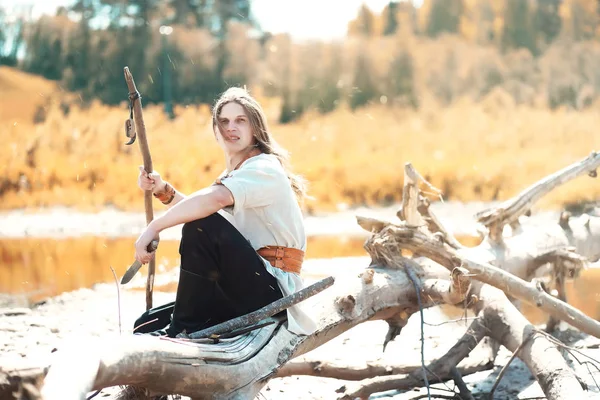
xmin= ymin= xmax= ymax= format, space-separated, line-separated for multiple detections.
xmin=212 ymin=87 xmax=307 ymax=202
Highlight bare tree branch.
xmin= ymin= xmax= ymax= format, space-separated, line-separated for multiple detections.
xmin=365 ymin=225 xmax=600 ymax=338
xmin=475 ymin=151 xmax=600 ymax=241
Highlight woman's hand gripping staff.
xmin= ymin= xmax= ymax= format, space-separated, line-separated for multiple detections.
xmin=121 ymin=166 xmax=162 ymax=284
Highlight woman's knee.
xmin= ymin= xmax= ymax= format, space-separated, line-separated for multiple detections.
xmin=179 ymin=213 xmax=231 ymax=260
xmin=181 ymin=213 xmax=240 ymax=249
xmin=181 ymin=213 xmax=226 ymax=238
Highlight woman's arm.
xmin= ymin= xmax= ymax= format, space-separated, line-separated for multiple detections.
xmin=151 ymin=185 xmax=233 ymax=232
xmin=139 ymin=167 xmax=187 ymax=208
xmin=134 ymin=184 xmax=234 ymax=263
xmin=153 ymin=181 xmax=186 ymax=208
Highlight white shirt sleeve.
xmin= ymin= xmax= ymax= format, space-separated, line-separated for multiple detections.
xmin=219 ymin=158 xmax=285 ymax=215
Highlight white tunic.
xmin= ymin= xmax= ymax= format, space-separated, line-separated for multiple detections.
xmin=217 ymin=153 xmax=317 ymax=335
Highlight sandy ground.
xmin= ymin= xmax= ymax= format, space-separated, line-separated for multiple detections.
xmin=2 ymin=203 xmax=600 ymax=399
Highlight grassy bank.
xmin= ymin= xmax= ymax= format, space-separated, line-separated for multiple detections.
xmin=1 ymin=67 xmax=599 ymax=214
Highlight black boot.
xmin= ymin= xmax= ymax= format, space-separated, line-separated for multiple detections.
xmin=133 ymin=301 xmax=175 ymax=335
xmin=165 ymin=269 xmax=237 ymax=338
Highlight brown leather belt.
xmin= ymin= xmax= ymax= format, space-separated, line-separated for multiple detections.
xmin=257 ymin=246 xmax=304 ymax=274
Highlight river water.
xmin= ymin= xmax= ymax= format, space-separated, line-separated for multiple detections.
xmin=2 ymin=201 xmax=599 ymax=324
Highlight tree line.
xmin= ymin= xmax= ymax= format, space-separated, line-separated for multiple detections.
xmin=1 ymin=0 xmax=599 ymax=122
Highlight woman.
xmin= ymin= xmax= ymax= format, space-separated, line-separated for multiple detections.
xmin=132 ymin=87 xmax=316 ymax=338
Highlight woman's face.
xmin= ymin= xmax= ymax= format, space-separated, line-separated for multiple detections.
xmin=215 ymin=102 xmax=254 ymax=153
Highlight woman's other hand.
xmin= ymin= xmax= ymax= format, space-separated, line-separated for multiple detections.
xmin=138 ymin=165 xmax=166 ymax=193
xmin=134 ymin=226 xmax=159 ymax=265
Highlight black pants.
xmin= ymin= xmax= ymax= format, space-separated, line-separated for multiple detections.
xmin=133 ymin=212 xmax=284 ymax=336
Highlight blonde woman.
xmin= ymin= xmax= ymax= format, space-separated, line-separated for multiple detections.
xmin=133 ymin=87 xmax=315 ymax=337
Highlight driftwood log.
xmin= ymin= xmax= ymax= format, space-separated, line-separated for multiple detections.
xmin=7 ymin=151 xmax=598 ymax=400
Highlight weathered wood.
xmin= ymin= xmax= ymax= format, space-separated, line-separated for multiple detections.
xmin=337 ymin=316 xmax=489 ymax=399
xmin=40 ymin=265 xmax=464 ymax=400
xmin=562 ymin=213 xmax=600 ymax=262
xmin=123 ymin=67 xmax=156 ymax=311
xmin=401 ymin=163 xmax=465 ymax=250
xmin=398 ymin=163 xmax=430 ymax=229
xmin=365 ymin=224 xmax=600 ymax=337
xmin=474 ymin=284 xmax=584 ymax=399
xmin=42 ymin=321 xmax=282 ymax=400
xmin=545 ymin=257 xmax=569 ymax=332
xmin=275 ymin=351 xmax=494 ymax=380
xmin=475 ymin=151 xmax=600 ymax=241
xmin=337 ymin=280 xmax=585 ymax=400
xmin=356 ymin=215 xmax=390 ymax=234
xmin=450 ymin=367 xmax=475 ymax=400
xmin=418 ymin=195 xmax=464 ymax=250
xmin=1 ymin=363 xmax=45 ymax=400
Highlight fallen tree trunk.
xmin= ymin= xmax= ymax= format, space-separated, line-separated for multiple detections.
xmin=40 ymin=265 xmax=470 ymax=399
xmin=34 ymin=152 xmax=600 ymax=400
xmin=275 ymin=351 xmax=494 ymax=381
xmin=336 ymin=316 xmax=490 ymax=399
xmin=336 ymin=282 xmax=586 ymax=400
xmin=363 ymin=223 xmax=599 ymax=337
xmin=474 ymin=285 xmax=585 ymax=400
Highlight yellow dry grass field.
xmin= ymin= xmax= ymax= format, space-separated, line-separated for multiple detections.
xmin=1 ymin=66 xmax=599 ymax=214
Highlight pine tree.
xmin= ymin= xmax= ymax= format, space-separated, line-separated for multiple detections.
xmin=501 ymin=0 xmax=537 ymax=54
xmin=23 ymin=18 xmax=64 ymax=80
xmin=425 ymin=0 xmax=464 ymax=37
xmin=388 ymin=49 xmax=418 ymax=108
xmin=63 ymin=0 xmax=93 ymax=92
xmin=348 ymin=4 xmax=376 ymax=36
xmin=383 ymin=1 xmax=399 ymax=36
xmin=317 ymin=45 xmax=342 ymax=114
xmin=565 ymin=0 xmax=600 ymax=40
xmin=350 ymin=53 xmax=377 ymax=110
xmin=535 ymin=0 xmax=561 ymax=44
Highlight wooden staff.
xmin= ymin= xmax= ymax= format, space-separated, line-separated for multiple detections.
xmin=123 ymin=66 xmax=156 ymax=310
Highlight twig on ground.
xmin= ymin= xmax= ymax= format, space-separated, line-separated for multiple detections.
xmin=538 ymin=330 xmax=600 ymax=366
xmin=110 ymin=265 xmax=122 ymax=335
xmin=422 ymin=365 xmax=455 ymax=395
xmin=489 ymin=330 xmax=536 ymax=398
xmin=536 ymin=330 xmax=600 ymax=391
xmin=424 ymin=316 xmax=478 ymax=327
xmin=450 ymin=366 xmax=475 ymax=400
xmin=583 ymin=362 xmax=599 ymax=391
xmin=407 ymin=394 xmax=456 ymax=400
xmin=575 ymin=342 xmax=600 ymax=349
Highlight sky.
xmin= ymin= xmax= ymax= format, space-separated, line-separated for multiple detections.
xmin=0 ymin=0 xmax=421 ymax=40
